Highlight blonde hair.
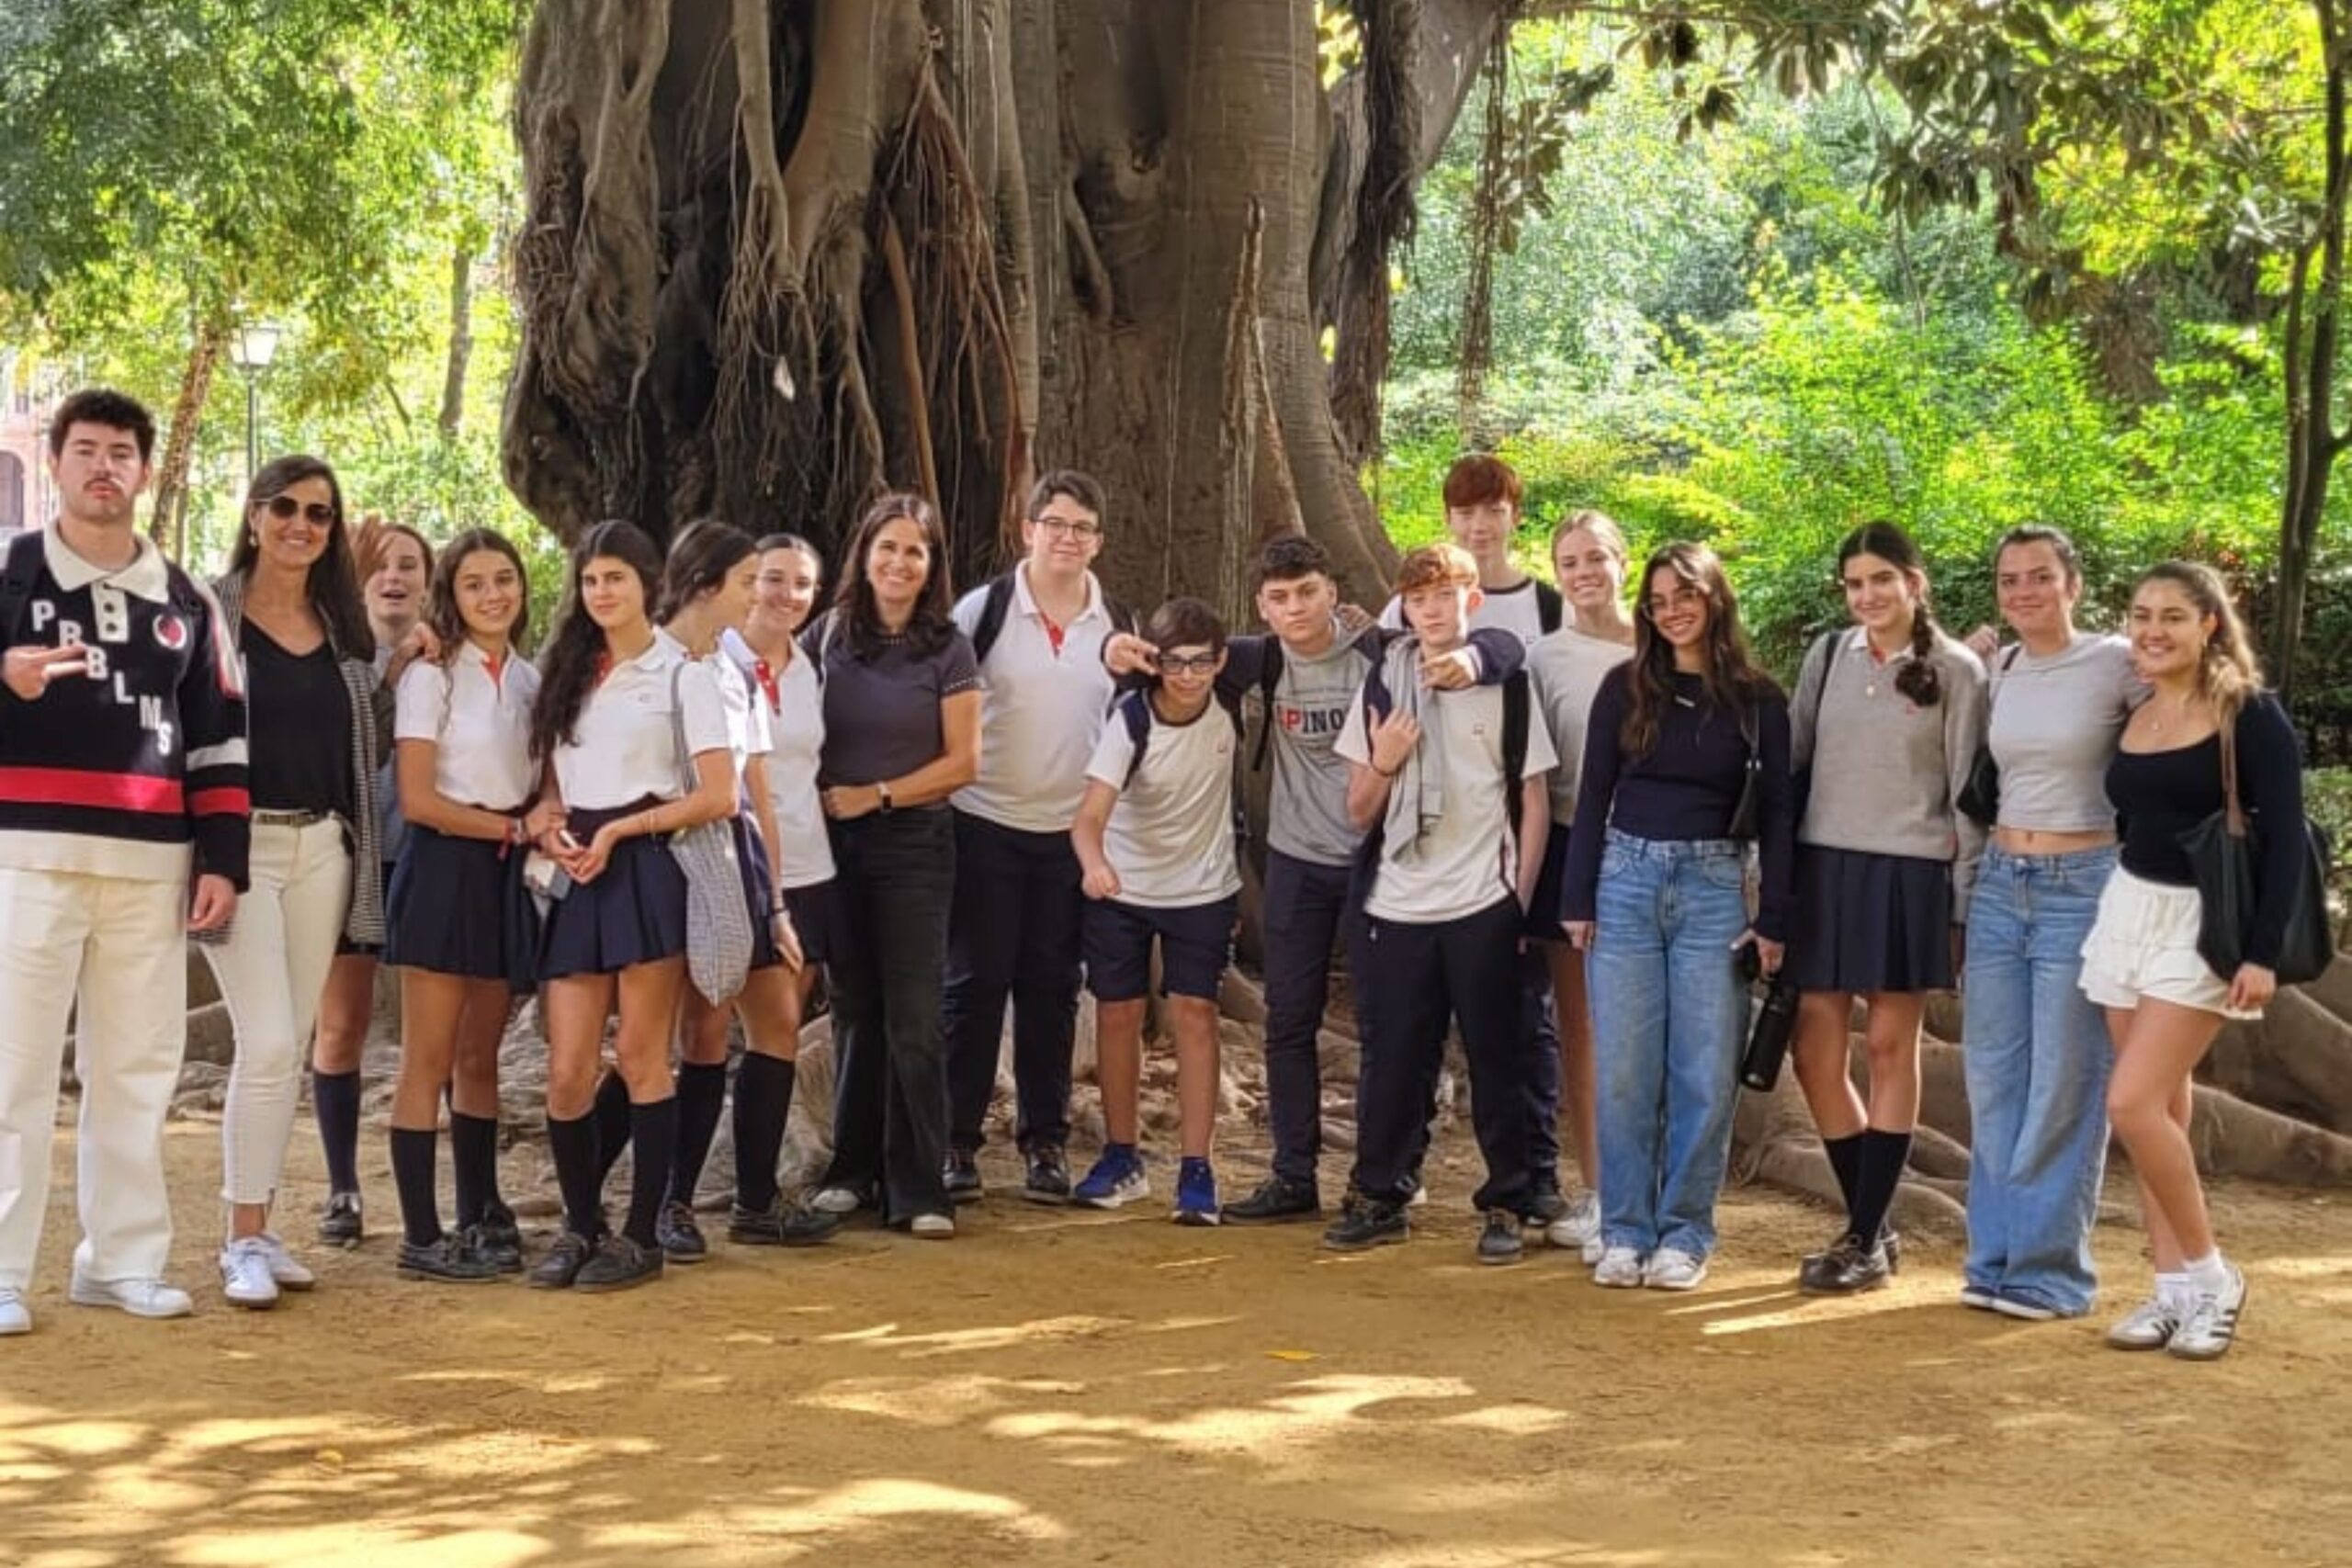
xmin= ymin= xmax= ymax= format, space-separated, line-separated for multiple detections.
xmin=2135 ymin=560 xmax=2263 ymax=726
xmin=1550 ymin=508 xmax=1628 ymax=563
xmin=1395 ymin=542 xmax=1479 ymax=596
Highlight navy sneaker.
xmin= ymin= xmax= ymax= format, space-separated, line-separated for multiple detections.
xmin=1172 ymin=1158 xmax=1220 ymax=1226
xmin=1073 ymin=1145 xmax=1148 ymax=1209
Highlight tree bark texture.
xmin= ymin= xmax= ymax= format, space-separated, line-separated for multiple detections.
xmin=504 ymin=0 xmax=1510 ymax=605
xmin=152 ymin=314 xmax=226 ymax=553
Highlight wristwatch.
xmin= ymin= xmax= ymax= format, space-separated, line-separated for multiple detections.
xmin=876 ymin=779 xmax=895 ymax=815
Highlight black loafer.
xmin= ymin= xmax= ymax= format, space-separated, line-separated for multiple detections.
xmin=574 ymin=1235 xmax=664 ymax=1292
xmin=527 ymin=1231 xmax=596 ymax=1290
xmin=656 ymin=1201 xmax=708 ymax=1263
xmin=944 ymin=1150 xmax=985 ymax=1204
xmin=1799 ymin=1234 xmax=1892 ymax=1295
xmin=318 ymin=1191 xmax=364 ymax=1247
xmin=1225 ymin=1176 xmax=1322 ymax=1224
xmin=397 ymin=1232 xmax=503 ymax=1284
xmin=1021 ymin=1146 xmax=1072 ymax=1205
xmin=462 ymin=1220 xmax=525 ymax=1275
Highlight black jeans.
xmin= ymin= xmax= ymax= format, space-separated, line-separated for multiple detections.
xmin=821 ymin=808 xmax=956 ymax=1222
xmin=1521 ymin=943 xmax=1564 ymax=1184
xmin=942 ymin=810 xmax=1084 ymax=1154
xmin=1351 ymin=897 xmax=1535 ymax=1213
xmin=1261 ymin=850 xmax=1361 ymax=1186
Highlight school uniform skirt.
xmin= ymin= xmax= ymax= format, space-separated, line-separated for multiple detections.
xmin=538 ymin=801 xmax=690 ymax=980
xmin=781 ymin=879 xmax=838 ymax=967
xmin=384 ymin=824 xmax=541 ymax=992
xmin=1787 ymin=844 xmax=1955 ymax=994
xmin=733 ymin=814 xmax=785 ymax=972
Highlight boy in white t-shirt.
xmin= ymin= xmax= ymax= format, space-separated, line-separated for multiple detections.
xmin=1069 ymin=598 xmax=1241 ymax=1225
xmin=1330 ymin=544 xmax=1559 ymax=1264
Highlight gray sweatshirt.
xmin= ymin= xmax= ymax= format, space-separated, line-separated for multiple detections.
xmin=1791 ymin=626 xmax=1989 ymax=917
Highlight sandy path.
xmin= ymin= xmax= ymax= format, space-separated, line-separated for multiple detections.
xmin=5 ymin=1122 xmax=2350 ymax=1568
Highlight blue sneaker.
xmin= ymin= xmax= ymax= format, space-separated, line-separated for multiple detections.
xmin=1172 ymin=1158 xmax=1220 ymax=1226
xmin=1073 ymin=1146 xmax=1148 ymax=1209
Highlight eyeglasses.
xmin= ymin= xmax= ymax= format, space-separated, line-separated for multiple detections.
xmin=1156 ymin=650 xmax=1220 ymax=675
xmin=262 ymin=495 xmax=337 ymax=526
xmin=1645 ymin=586 xmax=1708 ymax=617
xmin=1033 ymin=514 xmax=1103 ymax=539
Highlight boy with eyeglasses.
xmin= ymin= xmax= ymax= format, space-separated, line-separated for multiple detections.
xmin=1069 ymin=598 xmax=1241 ymax=1224
xmin=942 ymin=471 xmax=1134 ymax=1204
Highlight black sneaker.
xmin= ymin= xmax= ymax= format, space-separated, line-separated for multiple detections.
xmin=527 ymin=1231 xmax=596 ymax=1291
xmin=656 ymin=1201 xmax=708 ymax=1263
xmin=944 ymin=1150 xmax=985 ymax=1204
xmin=1321 ymin=1193 xmax=1409 ymax=1252
xmin=397 ymin=1232 xmax=503 ymax=1284
xmin=1225 ymin=1176 xmax=1322 ymax=1224
xmin=1798 ymin=1234 xmax=1892 ymax=1295
xmin=1021 ymin=1146 xmax=1072 ymax=1205
xmin=574 ymin=1235 xmax=665 ymax=1292
xmin=1519 ymin=1185 xmax=1568 ymax=1227
xmin=1477 ymin=1210 xmax=1525 ymax=1267
xmin=318 ymin=1191 xmax=364 ymax=1248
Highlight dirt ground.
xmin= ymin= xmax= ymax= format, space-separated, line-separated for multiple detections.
xmin=6 ymin=1117 xmax=2351 ymax=1568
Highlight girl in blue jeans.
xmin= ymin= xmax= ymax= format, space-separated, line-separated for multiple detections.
xmin=1960 ymin=527 xmax=2138 ymax=1321
xmin=1561 ymin=544 xmax=1796 ymax=1291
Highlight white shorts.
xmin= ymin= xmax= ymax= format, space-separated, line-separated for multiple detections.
xmin=2078 ymin=866 xmax=2260 ymax=1021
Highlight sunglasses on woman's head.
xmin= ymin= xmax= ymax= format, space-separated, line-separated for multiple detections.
xmin=261 ymin=495 xmax=336 ymax=525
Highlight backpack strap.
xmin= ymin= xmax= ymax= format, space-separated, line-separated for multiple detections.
xmin=1250 ymin=639 xmax=1285 ymax=772
xmin=968 ymin=572 xmax=1019 ymax=664
xmin=1118 ymin=689 xmax=1154 ymax=786
xmin=1501 ymin=670 xmax=1531 ymax=842
xmin=0 ymin=529 xmax=46 ymax=645
xmin=1535 ymin=581 xmax=1564 ymax=636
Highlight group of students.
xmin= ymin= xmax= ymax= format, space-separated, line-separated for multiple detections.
xmin=0 ymin=390 xmax=2308 ymax=1365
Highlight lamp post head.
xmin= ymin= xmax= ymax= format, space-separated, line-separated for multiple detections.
xmin=230 ymin=321 xmax=281 ymax=372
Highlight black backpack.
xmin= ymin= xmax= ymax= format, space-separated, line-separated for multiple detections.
xmin=969 ymin=570 xmax=1136 ymax=663
xmin=1345 ymin=659 xmax=1532 ymax=908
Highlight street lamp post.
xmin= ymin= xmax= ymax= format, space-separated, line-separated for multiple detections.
xmin=227 ymin=321 xmax=280 ymax=491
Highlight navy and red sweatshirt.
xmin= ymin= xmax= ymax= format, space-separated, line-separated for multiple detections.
xmin=0 ymin=525 xmax=251 ymax=888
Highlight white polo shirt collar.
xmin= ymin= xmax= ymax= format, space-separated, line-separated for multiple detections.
xmin=1013 ymin=562 xmax=1109 ymax=626
xmin=44 ymin=521 xmax=171 ymax=604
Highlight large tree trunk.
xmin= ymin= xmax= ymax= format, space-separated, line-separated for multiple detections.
xmin=502 ymin=0 xmax=1508 ymax=606
xmin=152 ymin=314 xmax=226 ymax=553
xmin=439 ymin=243 xmax=477 ymax=441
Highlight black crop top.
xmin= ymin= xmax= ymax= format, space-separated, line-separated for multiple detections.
xmin=2104 ymin=692 xmax=2305 ymax=967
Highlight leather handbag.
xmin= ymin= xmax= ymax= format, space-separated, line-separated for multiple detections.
xmin=2177 ymin=706 xmax=2333 ymax=987
xmin=667 ymin=662 xmax=755 ymax=1005
xmin=1727 ymin=703 xmax=1763 ymax=840
xmin=1955 ymin=646 xmax=2020 ymax=829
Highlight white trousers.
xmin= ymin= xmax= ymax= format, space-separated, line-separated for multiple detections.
xmin=210 ymin=819 xmax=351 ymax=1207
xmin=0 ymin=865 xmax=191 ymax=1290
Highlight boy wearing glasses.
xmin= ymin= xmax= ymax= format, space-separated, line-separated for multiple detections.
xmin=943 ymin=471 xmax=1132 ymax=1205
xmin=1069 ymin=599 xmax=1241 ymax=1225
xmin=1330 ymin=544 xmax=1556 ymax=1263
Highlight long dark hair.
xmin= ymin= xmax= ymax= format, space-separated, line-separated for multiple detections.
xmin=232 ymin=455 xmax=374 ymax=660
xmin=425 ymin=527 xmax=532 ymax=660
xmin=830 ymin=492 xmax=956 ymax=660
xmin=657 ymin=519 xmax=758 ymax=623
xmin=528 ymin=520 xmax=665 ymax=762
xmin=1837 ymin=520 xmax=1944 ymax=706
xmin=1622 ymin=542 xmax=1776 ymax=757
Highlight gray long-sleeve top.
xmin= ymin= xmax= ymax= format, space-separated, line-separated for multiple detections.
xmin=1790 ymin=626 xmax=1989 ymax=919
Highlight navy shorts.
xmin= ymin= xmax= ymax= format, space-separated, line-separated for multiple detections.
xmin=781 ymin=878 xmax=837 ymax=967
xmin=1082 ymin=896 xmax=1238 ymax=1002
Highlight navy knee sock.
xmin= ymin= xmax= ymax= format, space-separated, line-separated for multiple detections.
xmin=315 ymin=1069 xmax=363 ymax=1195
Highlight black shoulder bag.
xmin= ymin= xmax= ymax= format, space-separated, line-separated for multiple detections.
xmin=2177 ymin=705 xmax=2334 ymax=987
xmin=1956 ymin=646 xmax=2021 ymax=828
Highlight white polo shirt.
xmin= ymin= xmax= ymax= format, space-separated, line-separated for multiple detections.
xmin=394 ymin=640 xmax=542 ymax=811
xmin=1378 ymin=575 xmax=1553 ymax=648
xmin=695 ymin=640 xmax=774 ymax=783
xmin=1334 ymin=681 xmax=1557 ymax=925
xmin=553 ymin=628 xmax=730 ymax=809
xmin=723 ymin=627 xmax=834 ymax=888
xmin=951 ymin=565 xmax=1121 ymax=832
xmin=1083 ymin=696 xmax=1241 ymax=909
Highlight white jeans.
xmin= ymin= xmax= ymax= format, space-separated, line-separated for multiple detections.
xmin=210 ymin=819 xmax=352 ymax=1207
xmin=0 ymin=865 xmax=191 ymax=1290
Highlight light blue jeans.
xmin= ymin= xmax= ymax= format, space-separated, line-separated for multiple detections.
xmin=1588 ymin=831 xmax=1751 ymax=1258
xmin=1962 ymin=843 xmax=2118 ymax=1315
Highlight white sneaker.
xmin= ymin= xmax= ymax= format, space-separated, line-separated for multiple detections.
xmin=909 ymin=1212 xmax=956 ymax=1239
xmin=219 ymin=1238 xmax=282 ymax=1310
xmin=2167 ymin=1266 xmax=2247 ymax=1361
xmin=1643 ymin=1247 xmax=1708 ymax=1291
xmin=68 ymin=1274 xmax=194 ymax=1319
xmin=1592 ymin=1245 xmax=1645 ymax=1288
xmin=1544 ymin=1190 xmax=1601 ymax=1252
xmin=253 ymin=1233 xmax=316 ymax=1292
xmin=0 ymin=1289 xmax=28 ymax=1336
xmin=2104 ymin=1295 xmax=2180 ymax=1351
xmin=1407 ymin=1182 xmax=1430 ymax=1210
xmin=810 ymin=1186 xmax=864 ymax=1215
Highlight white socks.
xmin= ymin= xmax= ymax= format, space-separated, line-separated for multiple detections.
xmin=2180 ymin=1251 xmax=2232 ymax=1298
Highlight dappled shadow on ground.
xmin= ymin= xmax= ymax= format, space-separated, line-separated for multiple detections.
xmin=6 ymin=1136 xmax=2352 ymax=1567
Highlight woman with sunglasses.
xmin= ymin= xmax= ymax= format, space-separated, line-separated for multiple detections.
xmin=204 ymin=457 xmax=405 ymax=1309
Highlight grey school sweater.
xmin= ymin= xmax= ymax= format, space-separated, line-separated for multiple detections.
xmin=1791 ymin=626 xmax=1988 ymax=918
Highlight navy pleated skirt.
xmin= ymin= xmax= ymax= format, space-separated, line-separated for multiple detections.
xmin=385 ymin=826 xmax=541 ymax=991
xmin=1787 ymin=844 xmax=1955 ymax=994
xmin=734 ymin=814 xmax=784 ymax=973
xmin=782 ymin=878 xmax=837 ymax=967
xmin=538 ymin=803 xmax=689 ymax=979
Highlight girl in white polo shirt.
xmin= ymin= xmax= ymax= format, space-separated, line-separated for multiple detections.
xmin=1070 ymin=597 xmax=1242 ymax=1225
xmin=383 ymin=528 xmax=544 ymax=1282
xmin=525 ymin=521 xmax=735 ymax=1293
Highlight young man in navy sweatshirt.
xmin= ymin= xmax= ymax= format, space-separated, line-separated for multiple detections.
xmin=0 ymin=389 xmax=250 ymax=1336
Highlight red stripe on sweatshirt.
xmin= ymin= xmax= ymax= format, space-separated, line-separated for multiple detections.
xmin=0 ymin=766 xmax=187 ymax=814
xmin=189 ymin=786 xmax=252 ymax=817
